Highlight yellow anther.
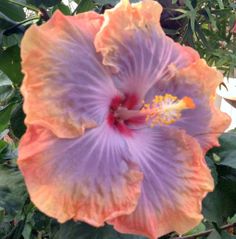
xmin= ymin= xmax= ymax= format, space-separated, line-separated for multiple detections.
xmin=141 ymin=94 xmax=195 ymax=126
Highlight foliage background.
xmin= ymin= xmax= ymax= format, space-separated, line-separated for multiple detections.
xmin=0 ymin=0 xmax=236 ymax=238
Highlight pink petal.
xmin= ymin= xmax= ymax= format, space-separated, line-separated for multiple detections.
xmin=21 ymin=11 xmax=118 ymax=138
xmin=18 ymin=124 xmax=143 ymax=225
xmin=95 ymin=0 xmax=199 ymax=99
xmin=109 ymin=126 xmax=213 ymax=239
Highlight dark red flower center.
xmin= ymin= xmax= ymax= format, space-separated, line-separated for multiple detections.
xmin=107 ymin=94 xmax=146 ymax=136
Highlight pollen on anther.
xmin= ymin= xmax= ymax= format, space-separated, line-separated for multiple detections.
xmin=141 ymin=94 xmax=196 ymax=127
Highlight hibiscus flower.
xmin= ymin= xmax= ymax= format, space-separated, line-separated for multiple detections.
xmin=18 ymin=0 xmax=231 ymax=238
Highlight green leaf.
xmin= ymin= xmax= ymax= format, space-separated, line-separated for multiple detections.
xmin=10 ymin=103 xmax=26 ymax=139
xmin=210 ymin=130 xmax=236 ymax=169
xmin=0 ymin=12 xmax=17 ymax=30
xmin=0 ymin=139 xmax=17 ymax=163
xmin=0 ymin=140 xmax=10 ymax=162
xmin=216 ymin=0 xmax=224 ymax=9
xmin=22 ymin=223 xmax=32 ymax=239
xmin=31 ymin=211 xmax=55 ymax=233
xmin=0 ymin=72 xmax=15 ymax=105
xmin=0 ymin=206 xmax=4 ymax=223
xmin=202 ymin=169 xmax=236 ymax=225
xmin=95 ymin=0 xmax=117 ymax=4
xmin=2 ymin=16 xmax=40 ymax=47
xmin=230 ymin=3 xmax=236 ymax=9
xmin=95 ymin=0 xmax=140 ymax=5
xmin=207 ymin=230 xmax=222 ymax=239
xmin=171 ymin=12 xmax=189 ymax=21
xmin=0 ymin=104 xmax=15 ymax=132
xmin=0 ymin=70 xmax=13 ymax=85
xmin=0 ymin=165 xmax=27 ymax=217
xmin=228 ymin=214 xmax=236 ymax=224
xmin=2 ymin=34 xmax=22 ymax=48
xmin=7 ymin=0 xmax=40 ymax=12
xmin=0 ymin=129 xmax=9 ymax=140
xmin=0 ymin=85 xmax=14 ymax=105
xmin=53 ymin=3 xmax=71 ymax=15
xmin=205 ymin=156 xmax=218 ymax=184
xmin=221 ymin=231 xmax=236 ymax=238
xmin=26 ymin=0 xmax=61 ymax=7
xmin=43 ymin=0 xmax=62 ymax=7
xmin=205 ymin=7 xmax=218 ymax=30
xmin=189 ymin=10 xmax=197 ymax=33
xmin=195 ymin=22 xmax=211 ymax=49
xmin=184 ymin=0 xmax=194 ymax=11
xmin=0 ymin=0 xmax=25 ymax=21
xmin=182 ymin=24 xmax=194 ymax=47
xmin=0 ymin=12 xmax=18 ymax=45
xmin=4 ymin=219 xmax=26 ymax=239
xmin=208 ymin=230 xmax=236 ymax=239
xmin=0 ymin=45 xmax=23 ymax=85
xmin=55 ymin=221 xmax=148 ymax=239
xmin=184 ymin=222 xmax=206 ymax=236
xmin=74 ymin=0 xmax=95 ymax=13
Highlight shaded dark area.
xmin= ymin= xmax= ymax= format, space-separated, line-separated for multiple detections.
xmin=159 ymin=0 xmax=185 ymax=31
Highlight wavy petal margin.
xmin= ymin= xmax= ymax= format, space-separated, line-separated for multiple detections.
xmin=18 ymin=124 xmax=143 ymax=224
xmin=149 ymin=59 xmax=231 ymax=152
xmin=176 ymin=61 xmax=231 ymax=152
xmin=21 ymin=11 xmax=119 ymax=138
xmin=95 ymin=0 xmax=199 ymax=99
xmin=109 ymin=127 xmax=214 ymax=239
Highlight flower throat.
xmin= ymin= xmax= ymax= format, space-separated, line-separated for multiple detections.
xmin=107 ymin=93 xmax=195 ymax=135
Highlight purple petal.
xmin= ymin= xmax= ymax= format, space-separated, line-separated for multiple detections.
xmin=18 ymin=123 xmax=143 ymax=225
xmin=21 ymin=11 xmax=119 ymax=138
xmin=146 ymin=60 xmax=231 ymax=151
xmin=109 ymin=126 xmax=213 ymax=239
xmin=95 ymin=0 xmax=199 ymax=100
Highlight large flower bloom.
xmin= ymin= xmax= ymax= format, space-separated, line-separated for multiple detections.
xmin=18 ymin=0 xmax=231 ymax=238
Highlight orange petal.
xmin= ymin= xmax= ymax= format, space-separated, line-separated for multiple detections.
xmin=18 ymin=124 xmax=143 ymax=224
xmin=175 ymin=60 xmax=231 ymax=151
xmin=95 ymin=0 xmax=163 ymax=71
xmin=149 ymin=59 xmax=231 ymax=151
xmin=21 ymin=11 xmax=118 ymax=138
xmin=176 ymin=59 xmax=223 ymax=96
xmin=201 ymin=101 xmax=231 ymax=152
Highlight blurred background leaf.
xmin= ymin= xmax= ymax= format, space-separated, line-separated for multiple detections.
xmin=0 ymin=46 xmax=23 ymax=85
xmin=26 ymin=0 xmax=62 ymax=7
xmin=0 ymin=0 xmax=25 ymax=21
xmin=54 ymin=221 xmax=148 ymax=239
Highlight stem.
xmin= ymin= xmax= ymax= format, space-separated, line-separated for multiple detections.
xmin=173 ymin=223 xmax=236 ymax=239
